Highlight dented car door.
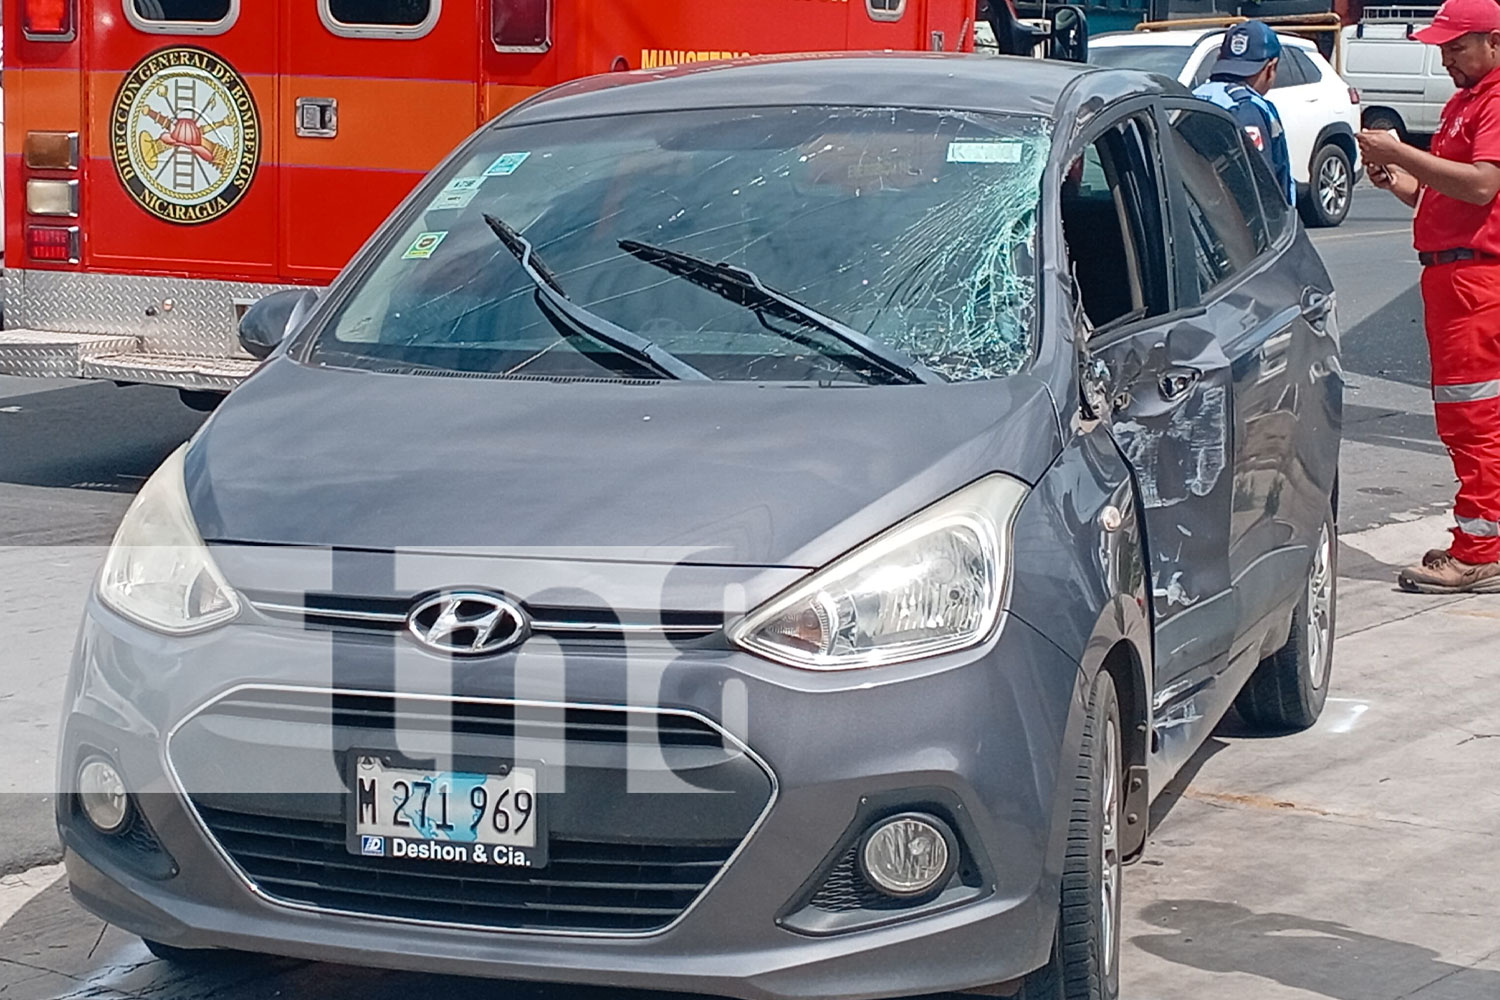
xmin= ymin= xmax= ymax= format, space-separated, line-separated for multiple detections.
xmin=1071 ymin=106 xmax=1239 ymax=773
xmin=1098 ymin=317 xmax=1237 ymax=762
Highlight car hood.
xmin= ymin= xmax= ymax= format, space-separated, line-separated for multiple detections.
xmin=186 ymin=360 xmax=1063 ymax=568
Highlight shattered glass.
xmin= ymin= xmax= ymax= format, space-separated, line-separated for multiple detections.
xmin=313 ymin=107 xmax=1052 ymax=384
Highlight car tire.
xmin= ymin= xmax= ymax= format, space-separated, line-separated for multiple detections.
xmin=1234 ymin=512 xmax=1336 ymax=732
xmin=1362 ymin=109 xmax=1407 ymax=142
xmin=1017 ymin=671 xmax=1123 ymax=1000
xmin=1299 ymin=144 xmax=1353 ymax=229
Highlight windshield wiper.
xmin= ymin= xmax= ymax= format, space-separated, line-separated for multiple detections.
xmin=482 ymin=214 xmax=710 ymax=382
xmin=617 ymin=239 xmax=940 ymax=385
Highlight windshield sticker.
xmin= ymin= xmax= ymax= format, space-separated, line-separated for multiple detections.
xmin=401 ymin=231 xmax=448 ymax=260
xmin=431 ymin=188 xmax=479 ymax=211
xmin=431 ymin=176 xmax=484 ymax=209
xmin=484 ymin=152 xmax=532 ymax=177
xmin=946 ymin=141 xmax=1025 ymax=164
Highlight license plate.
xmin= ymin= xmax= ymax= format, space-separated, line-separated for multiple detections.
xmin=347 ymin=754 xmax=547 ymax=869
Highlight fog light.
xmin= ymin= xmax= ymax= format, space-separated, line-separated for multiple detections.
xmin=78 ymin=758 xmax=130 ymax=834
xmin=860 ymin=813 xmax=955 ymax=897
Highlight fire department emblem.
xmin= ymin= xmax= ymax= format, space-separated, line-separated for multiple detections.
xmin=110 ymin=47 xmax=261 ymax=225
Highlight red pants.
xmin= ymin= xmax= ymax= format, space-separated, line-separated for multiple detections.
xmin=1422 ymin=258 xmax=1500 ymax=563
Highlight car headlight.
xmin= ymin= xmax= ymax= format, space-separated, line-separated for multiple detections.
xmin=98 ymin=445 xmax=240 ymax=634
xmin=729 ymin=475 xmax=1029 ymax=670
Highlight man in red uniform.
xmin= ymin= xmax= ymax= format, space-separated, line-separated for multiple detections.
xmin=1358 ymin=0 xmax=1500 ymax=593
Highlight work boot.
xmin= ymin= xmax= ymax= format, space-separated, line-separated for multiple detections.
xmin=1398 ymin=549 xmax=1500 ymax=594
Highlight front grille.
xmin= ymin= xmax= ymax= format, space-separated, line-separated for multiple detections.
xmin=213 ymin=688 xmax=727 ymax=749
xmin=808 ymin=846 xmax=894 ymax=912
xmin=197 ymin=804 xmax=737 ymax=933
xmin=175 ymin=689 xmax=775 ymax=935
xmin=245 ymin=590 xmax=724 ymax=642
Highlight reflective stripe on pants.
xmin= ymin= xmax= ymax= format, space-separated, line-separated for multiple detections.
xmin=1423 ymin=259 xmax=1500 ymax=563
xmin=1433 ymin=379 xmax=1500 ymax=403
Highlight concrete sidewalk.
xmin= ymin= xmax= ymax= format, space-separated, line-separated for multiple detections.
xmin=1 ymin=517 xmax=1497 ymax=1000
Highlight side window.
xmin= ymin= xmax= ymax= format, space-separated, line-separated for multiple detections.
xmin=868 ymin=0 xmax=907 ymax=19
xmin=1240 ymin=127 xmax=1292 ymax=241
xmin=1289 ymin=48 xmax=1323 ymax=84
xmin=323 ymin=0 xmax=434 ymax=29
xmin=1271 ymin=50 xmax=1309 ymax=89
xmin=1166 ymin=109 xmax=1269 ymax=296
xmin=1061 ymin=115 xmax=1171 ymax=330
xmin=128 ymin=0 xmax=234 ymax=27
xmin=1191 ymin=45 xmax=1216 ymax=88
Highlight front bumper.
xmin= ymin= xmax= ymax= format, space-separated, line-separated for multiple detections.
xmin=58 ymin=593 xmax=1086 ymax=1000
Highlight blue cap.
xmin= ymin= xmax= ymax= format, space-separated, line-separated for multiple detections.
xmin=1212 ymin=22 xmax=1283 ymax=78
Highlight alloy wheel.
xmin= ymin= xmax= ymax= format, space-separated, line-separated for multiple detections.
xmin=1319 ymin=155 xmax=1350 ymax=219
xmin=1306 ymin=523 xmax=1335 ymax=691
xmin=1100 ymin=715 xmax=1123 ymax=981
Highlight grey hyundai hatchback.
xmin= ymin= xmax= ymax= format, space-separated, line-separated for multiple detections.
xmin=58 ymin=53 xmax=1341 ymax=1000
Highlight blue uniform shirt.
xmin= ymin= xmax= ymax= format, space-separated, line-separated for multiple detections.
xmin=1192 ymin=79 xmax=1296 ymax=206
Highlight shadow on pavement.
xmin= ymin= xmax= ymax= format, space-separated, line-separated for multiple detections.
xmin=0 ymin=382 xmax=205 ymax=492
xmin=1132 ymin=899 xmax=1500 ymax=1000
xmin=0 ymin=880 xmax=970 ymax=1000
xmin=1148 ymin=736 xmax=1230 ymax=833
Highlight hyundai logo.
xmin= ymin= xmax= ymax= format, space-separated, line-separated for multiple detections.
xmin=406 ymin=591 xmax=530 ymax=656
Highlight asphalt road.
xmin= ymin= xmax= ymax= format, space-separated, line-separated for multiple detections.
xmin=1 ymin=187 xmax=1486 ymax=999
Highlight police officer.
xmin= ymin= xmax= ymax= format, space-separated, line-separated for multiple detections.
xmin=1357 ymin=0 xmax=1500 ymax=593
xmin=1193 ymin=21 xmax=1296 ymax=205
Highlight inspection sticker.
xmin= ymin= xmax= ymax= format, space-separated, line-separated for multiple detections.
xmin=946 ymin=141 xmax=1024 ymax=164
xmin=402 ymin=231 xmax=449 ymax=260
xmin=431 ymin=188 xmax=479 ymax=210
xmin=484 ymin=152 xmax=532 ymax=177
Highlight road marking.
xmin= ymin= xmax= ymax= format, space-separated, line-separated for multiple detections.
xmin=0 ymin=864 xmax=65 ymax=924
xmin=1311 ymin=226 xmax=1413 ymax=243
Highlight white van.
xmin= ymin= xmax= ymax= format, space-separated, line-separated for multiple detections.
xmin=1341 ymin=13 xmax=1456 ymax=140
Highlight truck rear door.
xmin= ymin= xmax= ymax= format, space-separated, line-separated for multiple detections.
xmin=87 ymin=1 xmax=279 ymax=280
xmin=281 ymin=0 xmax=479 ymax=284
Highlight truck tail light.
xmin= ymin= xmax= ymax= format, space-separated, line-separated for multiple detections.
xmin=23 ymin=0 xmax=76 ymax=40
xmin=493 ymin=0 xmax=551 ymax=52
xmin=27 ymin=179 xmax=80 ymax=217
xmin=1349 ymin=87 xmax=1361 ymax=106
xmin=27 ymin=225 xmax=81 ymax=263
xmin=25 ymin=131 xmax=80 ymax=170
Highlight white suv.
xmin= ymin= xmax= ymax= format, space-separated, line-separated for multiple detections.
xmin=1090 ymin=29 xmax=1363 ymax=227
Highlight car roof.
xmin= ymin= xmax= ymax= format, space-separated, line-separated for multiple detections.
xmin=1092 ymin=28 xmax=1317 ymax=51
xmin=499 ymin=52 xmax=1129 ymax=128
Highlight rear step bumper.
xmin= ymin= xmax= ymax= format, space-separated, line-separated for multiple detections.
xmin=0 ymin=329 xmax=257 ymax=391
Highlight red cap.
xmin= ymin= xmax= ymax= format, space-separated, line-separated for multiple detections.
xmin=1414 ymin=0 xmax=1500 ymax=44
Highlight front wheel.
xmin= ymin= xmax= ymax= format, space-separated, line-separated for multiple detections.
xmin=1299 ymin=145 xmax=1353 ymax=229
xmin=1018 ymin=671 xmax=1123 ymax=1000
xmin=1235 ymin=514 xmax=1337 ymax=732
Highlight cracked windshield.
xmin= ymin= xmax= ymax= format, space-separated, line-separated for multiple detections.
xmin=309 ymin=107 xmax=1050 ymax=383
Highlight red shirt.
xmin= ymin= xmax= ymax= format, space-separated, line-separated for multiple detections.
xmin=1415 ymin=66 xmax=1500 ymax=254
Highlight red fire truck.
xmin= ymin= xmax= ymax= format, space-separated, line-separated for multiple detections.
xmin=0 ymin=0 xmax=1067 ymax=399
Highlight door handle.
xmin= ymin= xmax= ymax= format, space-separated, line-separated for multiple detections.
xmin=1159 ymin=367 xmax=1201 ymax=403
xmin=1301 ymin=287 xmax=1334 ymax=328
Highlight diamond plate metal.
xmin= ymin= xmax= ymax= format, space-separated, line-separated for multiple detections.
xmin=80 ymin=353 xmax=260 ymax=392
xmin=0 ymin=329 xmax=140 ymax=378
xmin=5 ymin=269 xmax=315 ymax=358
